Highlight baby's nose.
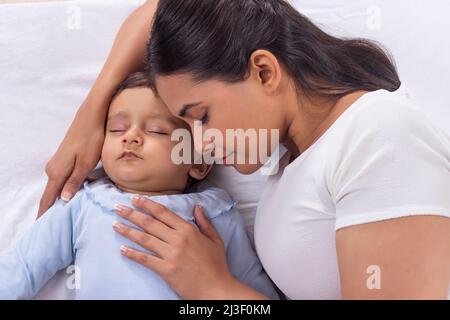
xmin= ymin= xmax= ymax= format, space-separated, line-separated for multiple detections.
xmin=122 ymin=134 xmax=142 ymax=145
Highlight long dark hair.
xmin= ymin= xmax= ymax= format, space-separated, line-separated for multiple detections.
xmin=146 ymin=0 xmax=401 ymax=99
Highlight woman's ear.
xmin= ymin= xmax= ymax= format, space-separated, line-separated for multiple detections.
xmin=188 ymin=163 xmax=213 ymax=181
xmin=249 ymin=49 xmax=282 ymax=93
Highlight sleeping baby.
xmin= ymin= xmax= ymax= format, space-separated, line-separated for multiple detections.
xmin=0 ymin=72 xmax=278 ymax=299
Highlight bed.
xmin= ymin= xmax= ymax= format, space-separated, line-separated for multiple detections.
xmin=0 ymin=0 xmax=448 ymax=299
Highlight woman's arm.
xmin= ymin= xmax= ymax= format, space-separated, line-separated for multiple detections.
xmin=113 ymin=198 xmax=269 ymax=300
xmin=337 ymin=215 xmax=450 ymax=299
xmin=38 ymin=1 xmax=158 ymax=217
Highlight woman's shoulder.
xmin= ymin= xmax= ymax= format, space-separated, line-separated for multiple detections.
xmin=333 ymin=88 xmax=449 ymax=150
xmin=286 ymin=88 xmax=449 ymax=181
xmin=319 ymin=89 xmax=450 ymax=230
xmin=324 ymin=88 xmax=449 ymax=196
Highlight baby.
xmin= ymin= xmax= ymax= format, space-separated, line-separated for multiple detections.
xmin=0 ymin=72 xmax=278 ymax=299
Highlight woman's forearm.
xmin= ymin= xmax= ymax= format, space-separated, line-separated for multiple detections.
xmin=81 ymin=0 xmax=158 ymax=119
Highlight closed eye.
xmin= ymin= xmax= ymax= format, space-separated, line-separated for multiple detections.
xmin=200 ymin=112 xmax=209 ymax=125
xmin=147 ymin=131 xmax=168 ymax=135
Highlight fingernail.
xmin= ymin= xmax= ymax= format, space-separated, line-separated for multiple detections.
xmin=61 ymin=192 xmax=71 ymax=202
xmin=132 ymin=195 xmax=143 ymax=205
xmin=112 ymin=220 xmax=123 ymax=231
xmin=120 ymin=245 xmax=129 ymax=255
xmin=114 ymin=204 xmax=128 ymax=213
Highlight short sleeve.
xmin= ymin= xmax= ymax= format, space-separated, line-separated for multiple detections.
xmin=328 ymin=101 xmax=450 ymax=230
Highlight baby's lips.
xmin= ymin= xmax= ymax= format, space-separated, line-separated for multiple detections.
xmin=119 ymin=151 xmax=142 ymax=159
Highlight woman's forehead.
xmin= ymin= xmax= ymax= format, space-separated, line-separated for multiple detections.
xmin=155 ymin=75 xmax=231 ymax=109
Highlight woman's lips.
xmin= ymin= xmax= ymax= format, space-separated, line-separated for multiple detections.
xmin=222 ymin=153 xmax=234 ymax=166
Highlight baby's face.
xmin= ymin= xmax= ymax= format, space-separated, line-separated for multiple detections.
xmin=101 ymin=87 xmax=192 ymax=195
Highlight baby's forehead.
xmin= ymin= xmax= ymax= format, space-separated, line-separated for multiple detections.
xmin=108 ymin=88 xmax=187 ymax=128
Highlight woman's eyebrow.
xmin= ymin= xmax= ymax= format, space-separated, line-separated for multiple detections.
xmin=178 ymin=102 xmax=203 ymax=117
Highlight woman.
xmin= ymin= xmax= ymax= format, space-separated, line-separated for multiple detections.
xmin=38 ymin=0 xmax=450 ymax=299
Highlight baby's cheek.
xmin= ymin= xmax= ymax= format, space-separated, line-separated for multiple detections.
xmin=100 ymin=142 xmax=109 ymax=163
xmin=153 ymin=142 xmax=174 ymax=164
xmin=101 ymin=140 xmax=116 ymax=167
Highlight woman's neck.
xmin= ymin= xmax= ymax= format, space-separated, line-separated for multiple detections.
xmin=283 ymin=90 xmax=369 ymax=157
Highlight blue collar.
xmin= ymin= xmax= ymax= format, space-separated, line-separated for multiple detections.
xmin=83 ymin=178 xmax=236 ymax=221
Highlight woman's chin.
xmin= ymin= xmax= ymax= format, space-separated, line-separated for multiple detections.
xmin=232 ymin=163 xmax=264 ymax=175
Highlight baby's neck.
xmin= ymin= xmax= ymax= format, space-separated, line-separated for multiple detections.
xmin=115 ymin=183 xmax=184 ymax=197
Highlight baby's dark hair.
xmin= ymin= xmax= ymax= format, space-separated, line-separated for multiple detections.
xmin=111 ymin=71 xmax=153 ymax=102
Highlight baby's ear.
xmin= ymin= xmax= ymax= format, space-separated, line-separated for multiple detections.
xmin=188 ymin=163 xmax=213 ymax=181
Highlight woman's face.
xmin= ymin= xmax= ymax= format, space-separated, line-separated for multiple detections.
xmin=155 ymin=74 xmax=286 ymax=174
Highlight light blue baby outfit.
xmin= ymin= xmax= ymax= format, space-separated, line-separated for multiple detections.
xmin=0 ymin=178 xmax=278 ymax=299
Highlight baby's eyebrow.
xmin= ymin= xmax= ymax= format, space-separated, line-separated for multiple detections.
xmin=144 ymin=116 xmax=179 ymax=130
xmin=107 ymin=111 xmax=129 ymax=122
xmin=106 ymin=111 xmax=179 ymax=127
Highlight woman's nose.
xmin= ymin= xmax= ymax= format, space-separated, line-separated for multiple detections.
xmin=190 ymin=121 xmax=217 ymax=155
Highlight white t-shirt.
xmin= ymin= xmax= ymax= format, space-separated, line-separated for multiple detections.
xmin=254 ymin=88 xmax=450 ymax=299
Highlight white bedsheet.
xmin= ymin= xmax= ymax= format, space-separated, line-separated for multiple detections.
xmin=0 ymin=0 xmax=449 ymax=299
xmin=0 ymin=0 xmax=147 ymax=299
xmin=0 ymin=0 xmax=144 ymax=248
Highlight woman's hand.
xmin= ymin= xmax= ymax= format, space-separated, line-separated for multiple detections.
xmin=38 ymin=106 xmax=105 ymax=218
xmin=112 ymin=196 xmax=267 ymax=300
xmin=112 ymin=196 xmax=235 ymax=299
